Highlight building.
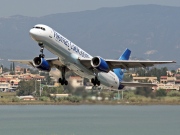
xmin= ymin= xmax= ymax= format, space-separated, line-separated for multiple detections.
xmin=156 ymin=84 xmax=179 ymax=91
xmin=50 ymin=94 xmax=70 ymax=98
xmin=133 ymin=77 xmax=157 ymax=83
xmin=15 ymin=66 xmax=30 ymax=74
xmin=0 ymin=77 xmax=11 ymax=83
xmin=18 ymin=74 xmax=45 ymax=81
xmin=0 ymin=82 xmax=11 ymax=92
xmin=160 ymin=76 xmax=176 ymax=84
xmin=160 ymin=76 xmax=167 ymax=84
xmin=0 ymin=77 xmax=20 ymax=91
xmin=17 ymin=95 xmax=35 ymax=100
xmin=167 ymin=77 xmax=176 ymax=84
xmin=0 ymin=66 xmax=46 ymax=92
xmin=68 ymin=76 xmax=84 ymax=88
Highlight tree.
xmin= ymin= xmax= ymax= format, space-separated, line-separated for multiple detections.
xmin=17 ymin=80 xmax=40 ymax=96
xmin=10 ymin=63 xmax=12 ymax=71
xmin=156 ymin=89 xmax=167 ymax=97
xmin=135 ymin=67 xmax=168 ymax=81
xmin=0 ymin=64 xmax=3 ymax=73
xmin=12 ymin=62 xmax=15 ymax=74
xmin=23 ymin=68 xmax=26 ymax=74
xmin=135 ymin=87 xmax=153 ymax=97
xmin=3 ymin=67 xmax=10 ymax=73
xmin=28 ymin=68 xmax=39 ymax=74
xmin=123 ymin=73 xmax=132 ymax=82
xmin=38 ymin=85 xmax=64 ymax=97
xmin=40 ymin=72 xmax=52 ymax=85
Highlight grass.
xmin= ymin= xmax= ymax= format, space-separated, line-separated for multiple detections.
xmin=0 ymin=92 xmax=16 ymax=97
xmin=1 ymin=92 xmax=180 ymax=105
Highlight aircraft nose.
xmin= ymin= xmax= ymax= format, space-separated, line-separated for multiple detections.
xmin=29 ymin=28 xmax=39 ymax=40
xmin=29 ymin=28 xmax=36 ymax=36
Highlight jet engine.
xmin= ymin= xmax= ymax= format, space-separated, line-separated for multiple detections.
xmin=33 ymin=57 xmax=51 ymax=72
xmin=91 ymin=56 xmax=110 ymax=72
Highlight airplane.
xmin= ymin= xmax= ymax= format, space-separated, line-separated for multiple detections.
xmin=9 ymin=24 xmax=176 ymax=90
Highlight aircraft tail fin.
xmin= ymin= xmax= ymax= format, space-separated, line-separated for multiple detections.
xmin=113 ymin=48 xmax=131 ymax=81
xmin=119 ymin=48 xmax=131 ymax=60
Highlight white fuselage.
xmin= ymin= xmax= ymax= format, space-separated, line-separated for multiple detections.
xmin=29 ymin=24 xmax=120 ymax=90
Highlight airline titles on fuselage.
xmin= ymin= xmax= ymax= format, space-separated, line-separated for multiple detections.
xmin=53 ymin=30 xmax=90 ymax=58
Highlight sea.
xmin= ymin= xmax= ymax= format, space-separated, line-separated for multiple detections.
xmin=0 ymin=105 xmax=179 ymax=135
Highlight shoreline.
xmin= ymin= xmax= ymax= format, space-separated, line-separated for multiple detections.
xmin=1 ymin=101 xmax=180 ymax=105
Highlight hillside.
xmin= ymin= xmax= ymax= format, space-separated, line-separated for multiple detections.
xmin=0 ymin=5 xmax=180 ymax=68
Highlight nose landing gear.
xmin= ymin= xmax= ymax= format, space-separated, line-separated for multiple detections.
xmin=39 ymin=47 xmax=45 ymax=58
xmin=38 ymin=43 xmax=45 ymax=58
xmin=37 ymin=43 xmax=68 ymax=86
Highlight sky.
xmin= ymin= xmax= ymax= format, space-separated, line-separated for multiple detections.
xmin=0 ymin=0 xmax=180 ymax=17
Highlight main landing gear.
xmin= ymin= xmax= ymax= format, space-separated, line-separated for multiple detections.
xmin=58 ymin=66 xmax=68 ymax=85
xmin=91 ymin=76 xmax=100 ymax=86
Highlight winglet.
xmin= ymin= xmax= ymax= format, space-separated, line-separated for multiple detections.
xmin=119 ymin=48 xmax=131 ymax=60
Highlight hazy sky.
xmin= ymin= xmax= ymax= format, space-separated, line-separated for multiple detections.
xmin=0 ymin=0 xmax=180 ymax=17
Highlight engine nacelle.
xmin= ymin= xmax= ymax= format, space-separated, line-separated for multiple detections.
xmin=91 ymin=56 xmax=110 ymax=72
xmin=33 ymin=57 xmax=51 ymax=72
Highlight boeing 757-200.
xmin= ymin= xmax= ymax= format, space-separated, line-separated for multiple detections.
xmin=9 ymin=24 xmax=176 ymax=90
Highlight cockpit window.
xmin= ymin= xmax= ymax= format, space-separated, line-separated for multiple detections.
xmin=33 ymin=26 xmax=46 ymax=31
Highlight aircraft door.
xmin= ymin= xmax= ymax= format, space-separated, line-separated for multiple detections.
xmin=68 ymin=42 xmax=71 ymax=50
xmin=49 ymin=30 xmax=53 ymax=39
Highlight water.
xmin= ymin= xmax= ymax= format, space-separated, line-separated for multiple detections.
xmin=0 ymin=105 xmax=180 ymax=135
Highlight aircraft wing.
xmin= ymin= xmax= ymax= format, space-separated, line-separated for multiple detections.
xmin=121 ymin=82 xmax=157 ymax=87
xmin=105 ymin=60 xmax=176 ymax=69
xmin=8 ymin=59 xmax=34 ymax=67
xmin=79 ymin=58 xmax=176 ymax=69
xmin=8 ymin=57 xmax=64 ymax=68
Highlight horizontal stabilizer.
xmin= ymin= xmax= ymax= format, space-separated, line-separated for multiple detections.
xmin=121 ymin=82 xmax=157 ymax=87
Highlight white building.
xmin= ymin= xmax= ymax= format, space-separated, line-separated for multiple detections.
xmin=68 ymin=76 xmax=84 ymax=88
xmin=0 ymin=83 xmax=11 ymax=92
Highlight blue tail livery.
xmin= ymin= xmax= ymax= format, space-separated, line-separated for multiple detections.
xmin=113 ymin=48 xmax=131 ymax=81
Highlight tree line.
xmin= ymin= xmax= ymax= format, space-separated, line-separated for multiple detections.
xmin=135 ymin=67 xmax=168 ymax=81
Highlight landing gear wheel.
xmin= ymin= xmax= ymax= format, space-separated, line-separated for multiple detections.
xmin=39 ymin=54 xmax=45 ymax=58
xmin=58 ymin=78 xmax=68 ymax=85
xmin=64 ymin=80 xmax=68 ymax=85
xmin=38 ymin=42 xmax=43 ymax=47
xmin=58 ymin=78 xmax=62 ymax=83
xmin=61 ymin=81 xmax=64 ymax=85
xmin=97 ymin=81 xmax=100 ymax=86
xmin=91 ymin=78 xmax=95 ymax=84
xmin=91 ymin=77 xmax=100 ymax=86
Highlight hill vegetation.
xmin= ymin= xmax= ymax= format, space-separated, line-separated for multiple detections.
xmin=0 ymin=5 xmax=180 ymax=68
